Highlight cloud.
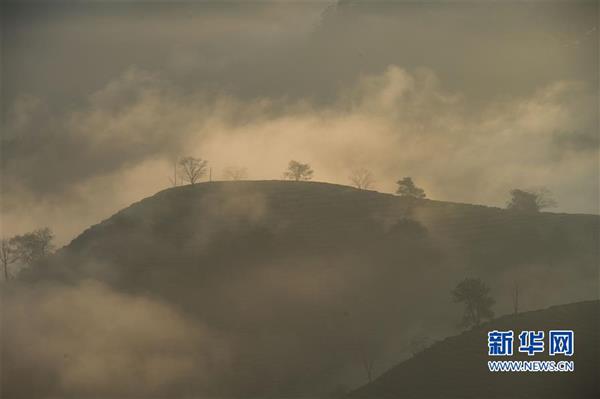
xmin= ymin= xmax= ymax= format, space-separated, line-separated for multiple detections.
xmin=2 ymin=0 xmax=597 ymax=245
xmin=195 ymin=66 xmax=597 ymax=211
xmin=2 ymin=68 xmax=201 ymax=199
xmin=1 ymin=64 xmax=597 ymax=245
xmin=2 ymin=178 xmax=596 ymax=397
xmin=1 ymin=280 xmax=230 ymax=398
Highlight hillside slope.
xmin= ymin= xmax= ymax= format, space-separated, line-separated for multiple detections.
xmin=351 ymin=300 xmax=599 ymax=399
xmin=15 ymin=181 xmax=599 ymax=397
xmin=43 ymin=181 xmax=598 ymax=311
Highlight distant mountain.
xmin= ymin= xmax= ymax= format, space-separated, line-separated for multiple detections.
xmin=16 ymin=181 xmax=599 ymax=397
xmin=350 ymin=300 xmax=599 ymax=399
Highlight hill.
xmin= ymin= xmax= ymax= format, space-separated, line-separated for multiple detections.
xmin=10 ymin=181 xmax=600 ymax=398
xmin=350 ymin=300 xmax=599 ymax=399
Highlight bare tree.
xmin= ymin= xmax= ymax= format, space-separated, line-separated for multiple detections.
xmin=10 ymin=228 xmax=55 ymax=266
xmin=168 ymin=157 xmax=179 ymax=187
xmin=349 ymin=168 xmax=374 ymax=190
xmin=222 ymin=166 xmax=248 ymax=181
xmin=506 ymin=188 xmax=556 ymax=212
xmin=358 ymin=341 xmax=376 ymax=383
xmin=396 ymin=177 xmax=426 ymax=199
xmin=0 ymin=239 xmax=18 ymax=281
xmin=283 ymin=160 xmax=313 ymax=181
xmin=179 ymin=157 xmax=208 ymax=185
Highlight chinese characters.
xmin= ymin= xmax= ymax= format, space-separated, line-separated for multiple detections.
xmin=488 ymin=330 xmax=574 ymax=356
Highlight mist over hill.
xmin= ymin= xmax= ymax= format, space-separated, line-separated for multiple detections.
xmin=2 ymin=2 xmax=598 ymax=398
xmin=3 ymin=181 xmax=599 ymax=398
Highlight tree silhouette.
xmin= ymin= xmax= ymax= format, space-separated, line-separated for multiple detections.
xmin=396 ymin=177 xmax=426 ymax=198
xmin=349 ymin=168 xmax=374 ymax=190
xmin=452 ymin=278 xmax=495 ymax=328
xmin=283 ymin=160 xmax=313 ymax=181
xmin=222 ymin=166 xmax=248 ymax=181
xmin=506 ymin=188 xmax=556 ymax=212
xmin=179 ymin=157 xmax=208 ymax=185
xmin=356 ymin=339 xmax=377 ymax=384
xmin=10 ymin=228 xmax=55 ymax=267
xmin=168 ymin=157 xmax=179 ymax=187
xmin=0 ymin=239 xmax=18 ymax=281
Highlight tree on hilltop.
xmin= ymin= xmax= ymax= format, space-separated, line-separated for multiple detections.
xmin=179 ymin=157 xmax=208 ymax=184
xmin=349 ymin=168 xmax=374 ymax=190
xmin=396 ymin=177 xmax=426 ymax=199
xmin=283 ymin=160 xmax=314 ymax=181
xmin=506 ymin=188 xmax=556 ymax=212
xmin=222 ymin=166 xmax=248 ymax=181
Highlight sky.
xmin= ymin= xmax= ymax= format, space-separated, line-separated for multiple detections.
xmin=1 ymin=0 xmax=598 ymax=245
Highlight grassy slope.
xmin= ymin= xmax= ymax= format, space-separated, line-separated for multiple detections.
xmin=55 ymin=180 xmax=597 ymax=308
xmin=350 ymin=300 xmax=600 ymax=399
xmin=22 ymin=180 xmax=600 ymax=397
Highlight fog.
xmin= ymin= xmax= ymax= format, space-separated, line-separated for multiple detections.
xmin=2 ymin=280 xmax=231 ymax=397
xmin=1 ymin=66 xmax=597 ymax=244
xmin=1 ymin=0 xmax=598 ymax=245
xmin=3 ymin=181 xmax=597 ymax=397
xmin=0 ymin=2 xmax=598 ymax=397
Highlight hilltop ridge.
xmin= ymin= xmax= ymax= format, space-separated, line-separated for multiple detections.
xmin=18 ymin=180 xmax=599 ymax=398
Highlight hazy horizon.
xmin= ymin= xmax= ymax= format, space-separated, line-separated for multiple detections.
xmin=2 ymin=0 xmax=598 ymax=243
xmin=1 ymin=3 xmax=599 ymax=397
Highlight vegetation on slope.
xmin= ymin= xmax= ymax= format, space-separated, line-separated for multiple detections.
xmin=351 ymin=300 xmax=599 ymax=399
xmin=8 ymin=181 xmax=599 ymax=398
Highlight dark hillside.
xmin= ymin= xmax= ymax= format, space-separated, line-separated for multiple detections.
xmin=14 ymin=181 xmax=599 ymax=397
xmin=351 ymin=300 xmax=599 ymax=399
